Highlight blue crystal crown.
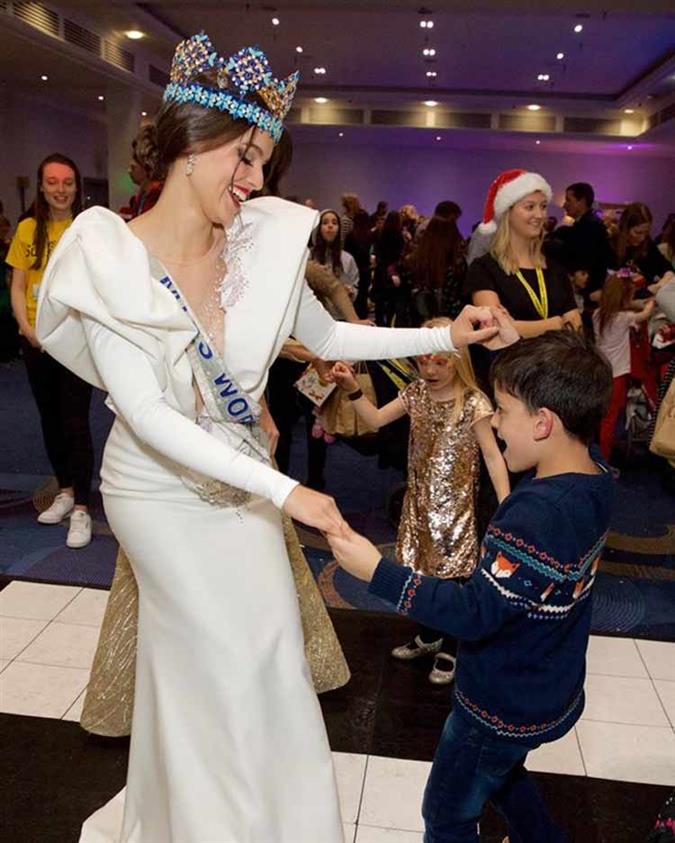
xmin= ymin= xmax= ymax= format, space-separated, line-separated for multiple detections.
xmin=163 ymin=33 xmax=298 ymax=142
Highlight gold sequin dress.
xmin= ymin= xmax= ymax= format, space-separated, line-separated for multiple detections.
xmin=396 ymin=380 xmax=493 ymax=578
xmin=81 ymin=515 xmax=350 ymax=738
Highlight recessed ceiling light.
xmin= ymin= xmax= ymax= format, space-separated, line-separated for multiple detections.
xmin=527 ymin=104 xmax=541 ymax=111
xmin=426 ymin=71 xmax=437 ymax=78
xmin=40 ymin=74 xmax=48 ymax=81
xmin=422 ymin=48 xmax=437 ymax=57
xmin=272 ymin=17 xmax=280 ymax=26
xmin=314 ymin=97 xmax=328 ymax=104
xmin=295 ymin=46 xmax=303 ymax=53
xmin=141 ymin=111 xmax=147 ymax=116
xmin=624 ymin=108 xmax=635 ymax=114
xmin=627 ymin=145 xmax=633 ymax=150
xmin=420 ymin=20 xmax=434 ymax=29
xmin=435 ymin=136 xmax=442 ymax=141
xmin=338 ymin=132 xmax=344 ymax=137
xmin=556 ymin=52 xmax=565 ymax=60
xmin=313 ymin=67 xmax=327 ymax=75
xmin=537 ymin=74 xmax=550 ymax=82
xmin=536 ymin=140 xmax=541 ymax=145
xmin=574 ymin=24 xmax=583 ymax=33
xmin=423 ymin=100 xmax=438 ymax=107
xmin=98 ymin=95 xmax=105 ymax=101
xmin=125 ymin=30 xmax=144 ymax=40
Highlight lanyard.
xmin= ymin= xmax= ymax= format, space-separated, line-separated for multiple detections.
xmin=514 ymin=266 xmax=548 ymax=319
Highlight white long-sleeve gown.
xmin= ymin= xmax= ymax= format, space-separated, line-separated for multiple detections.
xmin=36 ymin=200 xmax=456 ymax=843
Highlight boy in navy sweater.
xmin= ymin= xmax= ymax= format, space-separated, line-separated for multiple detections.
xmin=328 ymin=331 xmax=614 ymax=843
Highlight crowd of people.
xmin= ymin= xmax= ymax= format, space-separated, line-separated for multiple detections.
xmin=2 ymin=29 xmax=674 ymax=842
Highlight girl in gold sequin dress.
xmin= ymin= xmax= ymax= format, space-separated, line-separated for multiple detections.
xmin=332 ymin=318 xmax=510 ymax=684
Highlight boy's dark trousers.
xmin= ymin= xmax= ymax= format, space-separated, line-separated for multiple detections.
xmin=422 ymin=711 xmax=567 ymax=843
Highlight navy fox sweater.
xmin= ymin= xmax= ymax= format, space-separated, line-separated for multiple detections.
xmin=370 ymin=461 xmax=614 ymax=747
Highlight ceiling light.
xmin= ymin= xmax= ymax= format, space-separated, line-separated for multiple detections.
xmin=125 ymin=30 xmax=144 ymax=40
xmin=556 ymin=52 xmax=565 ymax=60
xmin=295 ymin=46 xmax=303 ymax=53
xmin=423 ymin=100 xmax=438 ymax=107
xmin=435 ymin=136 xmax=442 ymax=141
xmin=314 ymin=97 xmax=328 ymax=104
xmin=537 ymin=74 xmax=550 ymax=82
xmin=40 ymin=74 xmax=48 ymax=81
xmin=272 ymin=17 xmax=280 ymax=26
xmin=98 ymin=95 xmax=105 ymax=101
xmin=536 ymin=140 xmax=541 ymax=145
xmin=426 ymin=71 xmax=437 ymax=78
xmin=141 ymin=111 xmax=147 ymax=116
xmin=420 ymin=20 xmax=434 ymax=29
xmin=422 ymin=48 xmax=436 ymax=57
xmin=627 ymin=145 xmax=633 ymax=150
xmin=527 ymin=104 xmax=541 ymax=111
xmin=338 ymin=132 xmax=344 ymax=137
xmin=314 ymin=67 xmax=327 ymax=75
xmin=624 ymin=108 xmax=635 ymax=114
xmin=574 ymin=24 xmax=583 ymax=33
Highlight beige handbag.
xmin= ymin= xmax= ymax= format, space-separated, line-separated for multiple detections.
xmin=318 ymin=362 xmax=378 ymax=437
xmin=649 ymin=379 xmax=675 ymax=462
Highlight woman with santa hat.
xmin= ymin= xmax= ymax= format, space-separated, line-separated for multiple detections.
xmin=464 ymin=169 xmax=580 ymax=348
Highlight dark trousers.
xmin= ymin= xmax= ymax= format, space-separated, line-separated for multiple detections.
xmin=267 ymin=357 xmax=327 ymax=490
xmin=21 ymin=338 xmax=94 ymax=506
xmin=422 ymin=712 xmax=566 ymax=843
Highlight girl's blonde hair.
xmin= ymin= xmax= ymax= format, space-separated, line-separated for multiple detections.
xmin=490 ymin=205 xmax=545 ymax=276
xmin=596 ymin=273 xmax=633 ymax=337
xmin=422 ymin=317 xmax=482 ymax=421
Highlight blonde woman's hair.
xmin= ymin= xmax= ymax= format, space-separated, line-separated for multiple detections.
xmin=490 ymin=206 xmax=545 ymax=276
xmin=422 ymin=317 xmax=482 ymax=422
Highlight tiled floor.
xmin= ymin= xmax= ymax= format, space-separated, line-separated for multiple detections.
xmin=1 ymin=581 xmax=674 ymax=843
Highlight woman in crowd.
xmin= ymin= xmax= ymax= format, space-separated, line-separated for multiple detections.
xmin=372 ymin=209 xmax=407 ymax=325
xmin=340 ymin=191 xmax=361 ymax=244
xmin=657 ymin=214 xmax=675 ymax=270
xmin=399 ymin=203 xmax=420 ymax=246
xmin=610 ymin=203 xmax=675 ymax=290
xmin=464 ymin=170 xmax=580 ymax=391
xmin=37 ymin=33 xmax=506 ymax=842
xmin=344 ymin=207 xmax=373 ymax=317
xmin=123 ymin=123 xmax=163 ymax=219
xmin=406 ymin=214 xmax=467 ymax=325
xmin=7 ymin=153 xmax=94 ymax=548
xmin=310 ymin=208 xmax=360 ymax=310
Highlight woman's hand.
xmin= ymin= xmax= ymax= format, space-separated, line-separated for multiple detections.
xmin=282 ymin=485 xmax=348 ymax=535
xmin=450 ymin=305 xmax=501 ymax=348
xmin=23 ymin=327 xmax=42 ymax=349
xmin=561 ymin=310 xmax=582 ymax=331
xmin=312 ymin=358 xmax=335 ymax=383
xmin=331 ymin=361 xmax=359 ymax=392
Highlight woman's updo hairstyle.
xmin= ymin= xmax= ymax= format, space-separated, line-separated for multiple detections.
xmin=132 ymin=123 xmax=160 ymax=181
xmin=155 ymin=68 xmax=284 ymax=181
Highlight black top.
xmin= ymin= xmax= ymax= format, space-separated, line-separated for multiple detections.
xmin=464 ymin=253 xmax=577 ymax=321
xmin=550 ymin=211 xmax=612 ymax=292
xmin=609 ymin=238 xmax=672 ymax=283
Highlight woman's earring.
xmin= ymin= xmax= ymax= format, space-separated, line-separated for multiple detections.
xmin=186 ymin=153 xmax=196 ymax=176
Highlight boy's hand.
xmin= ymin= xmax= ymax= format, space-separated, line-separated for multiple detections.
xmin=331 ymin=361 xmax=360 ymax=392
xmin=326 ymin=523 xmax=381 ymax=582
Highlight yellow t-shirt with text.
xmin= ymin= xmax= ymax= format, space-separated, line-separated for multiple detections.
xmin=6 ymin=216 xmax=72 ymax=327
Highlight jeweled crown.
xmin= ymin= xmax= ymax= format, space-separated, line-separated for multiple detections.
xmin=163 ymin=32 xmax=298 ymax=142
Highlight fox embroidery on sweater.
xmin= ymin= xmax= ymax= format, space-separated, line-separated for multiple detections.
xmin=491 ymin=553 xmax=520 ymax=579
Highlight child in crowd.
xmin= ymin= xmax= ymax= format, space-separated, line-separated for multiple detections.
xmin=569 ymin=267 xmax=589 ymax=312
xmin=593 ymin=272 xmax=655 ymax=461
xmin=327 ymin=330 xmax=614 ymax=843
xmin=332 ymin=317 xmax=510 ymax=684
xmin=311 ymin=209 xmax=360 ymax=310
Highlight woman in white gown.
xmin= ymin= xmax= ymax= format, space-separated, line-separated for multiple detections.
xmin=37 ymin=32 xmax=507 ymax=843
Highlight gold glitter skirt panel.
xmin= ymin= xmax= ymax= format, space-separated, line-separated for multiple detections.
xmin=80 ymin=515 xmax=350 ymax=738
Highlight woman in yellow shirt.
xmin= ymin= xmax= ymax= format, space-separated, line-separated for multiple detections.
xmin=7 ymin=153 xmax=94 ymax=548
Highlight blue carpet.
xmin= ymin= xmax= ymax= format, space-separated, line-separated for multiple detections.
xmin=1 ymin=359 xmax=673 ymax=640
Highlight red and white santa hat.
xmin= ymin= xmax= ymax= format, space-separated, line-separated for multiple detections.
xmin=477 ymin=169 xmax=552 ymax=235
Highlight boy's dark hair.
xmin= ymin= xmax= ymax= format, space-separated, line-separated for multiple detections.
xmin=490 ymin=330 xmax=612 ymax=444
xmin=566 ymin=182 xmax=595 ymax=208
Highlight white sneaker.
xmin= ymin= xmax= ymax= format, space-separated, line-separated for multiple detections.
xmin=66 ymin=511 xmax=92 ymax=549
xmin=37 ymin=492 xmax=74 ymax=524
